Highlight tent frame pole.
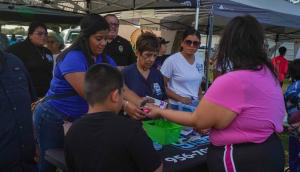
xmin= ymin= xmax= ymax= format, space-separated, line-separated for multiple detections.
xmin=205 ymin=7 xmax=214 ymax=90
xmin=195 ymin=0 xmax=200 ymax=30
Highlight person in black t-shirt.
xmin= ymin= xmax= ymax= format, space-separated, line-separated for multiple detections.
xmin=103 ymin=14 xmax=136 ymax=69
xmin=65 ymin=64 xmax=162 ymax=172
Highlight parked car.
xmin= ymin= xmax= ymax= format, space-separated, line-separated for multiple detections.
xmin=6 ymin=34 xmax=25 ymax=43
xmin=60 ymin=28 xmax=80 ymax=49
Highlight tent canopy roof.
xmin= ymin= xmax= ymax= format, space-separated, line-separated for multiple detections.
xmin=0 ymin=2 xmax=84 ymax=25
xmin=110 ymin=0 xmax=300 ymax=40
xmin=1 ymin=0 xmax=299 ymax=40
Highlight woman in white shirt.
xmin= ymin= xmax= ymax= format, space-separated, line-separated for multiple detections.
xmin=160 ymin=28 xmax=204 ymax=107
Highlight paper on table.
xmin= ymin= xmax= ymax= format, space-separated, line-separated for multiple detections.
xmin=146 ymin=96 xmax=168 ymax=109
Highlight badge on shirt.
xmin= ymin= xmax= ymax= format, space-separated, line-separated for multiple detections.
xmin=118 ymin=45 xmax=124 ymax=53
xmin=196 ymin=63 xmax=203 ymax=73
xmin=153 ymin=83 xmax=162 ymax=96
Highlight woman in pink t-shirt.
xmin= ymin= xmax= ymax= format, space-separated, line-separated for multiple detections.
xmin=146 ymin=15 xmax=285 ymax=172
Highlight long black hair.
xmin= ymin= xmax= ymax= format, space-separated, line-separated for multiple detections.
xmin=215 ymin=15 xmax=276 ymax=78
xmin=57 ymin=14 xmax=109 ymax=66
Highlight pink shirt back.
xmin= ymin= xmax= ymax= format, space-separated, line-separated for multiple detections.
xmin=205 ymin=67 xmax=285 ymax=146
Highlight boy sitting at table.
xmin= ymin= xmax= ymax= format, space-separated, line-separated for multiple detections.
xmin=64 ymin=64 xmax=163 ymax=172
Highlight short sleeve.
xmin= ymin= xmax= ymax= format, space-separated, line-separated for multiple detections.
xmin=59 ymin=51 xmax=87 ymax=75
xmin=160 ymin=56 xmax=173 ymax=78
xmin=128 ymin=124 xmax=161 ymax=172
xmin=106 ymin=55 xmax=117 ymax=67
xmin=204 ymin=73 xmax=244 ymax=113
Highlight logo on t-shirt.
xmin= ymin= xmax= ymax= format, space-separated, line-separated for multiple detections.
xmin=196 ymin=63 xmax=203 ymax=73
xmin=153 ymin=83 xmax=162 ymax=96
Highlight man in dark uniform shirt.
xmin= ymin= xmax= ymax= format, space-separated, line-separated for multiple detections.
xmin=7 ymin=21 xmax=53 ymax=97
xmin=0 ymin=49 xmax=37 ymax=172
xmin=104 ymin=14 xmax=136 ymax=69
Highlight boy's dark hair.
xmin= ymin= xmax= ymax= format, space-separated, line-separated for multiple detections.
xmin=84 ymin=64 xmax=123 ymax=106
xmin=279 ymin=46 xmax=287 ymax=56
xmin=136 ymin=32 xmax=160 ymax=54
xmin=290 ymin=59 xmax=300 ymax=81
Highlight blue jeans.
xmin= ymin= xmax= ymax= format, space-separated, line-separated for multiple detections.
xmin=33 ymin=101 xmax=65 ymax=172
xmin=289 ymin=136 xmax=300 ymax=172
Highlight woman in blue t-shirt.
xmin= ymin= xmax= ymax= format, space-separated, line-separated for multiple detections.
xmin=33 ymin=14 xmax=117 ymax=172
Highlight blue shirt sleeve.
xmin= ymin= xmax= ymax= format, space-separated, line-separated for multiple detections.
xmin=106 ymin=55 xmax=117 ymax=67
xmin=59 ymin=51 xmax=88 ymax=75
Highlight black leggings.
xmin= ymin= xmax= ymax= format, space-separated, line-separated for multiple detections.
xmin=207 ymin=133 xmax=284 ymax=172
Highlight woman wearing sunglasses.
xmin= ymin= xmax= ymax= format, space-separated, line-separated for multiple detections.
xmin=160 ymin=28 xmax=204 ymax=109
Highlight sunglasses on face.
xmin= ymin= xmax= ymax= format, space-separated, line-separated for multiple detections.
xmin=184 ymin=40 xmax=200 ymax=47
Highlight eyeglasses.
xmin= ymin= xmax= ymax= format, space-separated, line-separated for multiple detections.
xmin=34 ymin=31 xmax=48 ymax=36
xmin=109 ymin=22 xmax=119 ymax=27
xmin=184 ymin=40 xmax=200 ymax=47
